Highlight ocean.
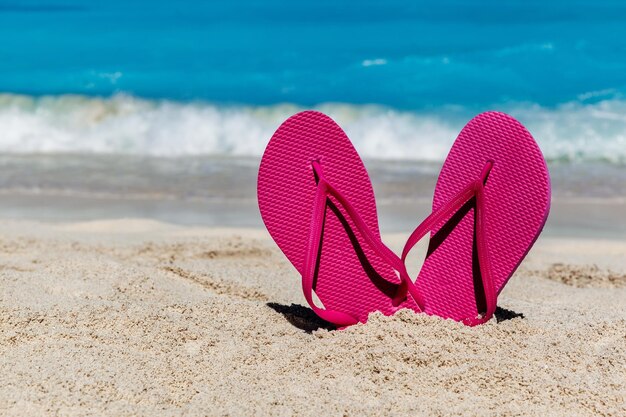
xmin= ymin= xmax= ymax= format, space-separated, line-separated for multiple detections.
xmin=2 ymin=0 xmax=626 ymax=161
xmin=0 ymin=0 xmax=625 ymax=235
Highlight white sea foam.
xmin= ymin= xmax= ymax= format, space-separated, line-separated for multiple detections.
xmin=361 ymin=58 xmax=388 ymax=67
xmin=0 ymin=93 xmax=624 ymax=163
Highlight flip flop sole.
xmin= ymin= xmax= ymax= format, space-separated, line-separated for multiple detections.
xmin=258 ymin=111 xmax=416 ymax=323
xmin=416 ymin=112 xmax=551 ymax=321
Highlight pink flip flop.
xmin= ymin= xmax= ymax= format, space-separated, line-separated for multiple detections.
xmin=399 ymin=111 xmax=551 ymax=325
xmin=258 ymin=111 xmax=419 ymax=327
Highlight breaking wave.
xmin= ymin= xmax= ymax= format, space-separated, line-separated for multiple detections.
xmin=0 ymin=93 xmax=624 ymax=163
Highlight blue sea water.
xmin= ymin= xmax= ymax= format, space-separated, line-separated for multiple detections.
xmin=1 ymin=0 xmax=626 ymax=161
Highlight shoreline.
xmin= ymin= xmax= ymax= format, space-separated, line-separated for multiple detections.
xmin=0 ymin=194 xmax=624 ymax=239
xmin=0 ymin=154 xmax=624 ymax=239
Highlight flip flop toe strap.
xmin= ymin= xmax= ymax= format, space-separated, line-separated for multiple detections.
xmin=302 ymin=160 xmax=417 ymax=327
xmin=399 ymin=161 xmax=497 ymax=326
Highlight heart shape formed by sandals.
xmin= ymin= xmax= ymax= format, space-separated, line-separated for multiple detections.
xmin=258 ymin=111 xmax=550 ymax=327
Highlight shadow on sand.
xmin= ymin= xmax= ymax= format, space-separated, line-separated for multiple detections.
xmin=266 ymin=302 xmax=336 ymax=333
xmin=267 ymin=302 xmax=524 ymax=333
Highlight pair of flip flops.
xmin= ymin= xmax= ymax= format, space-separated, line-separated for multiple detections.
xmin=258 ymin=111 xmax=550 ymax=327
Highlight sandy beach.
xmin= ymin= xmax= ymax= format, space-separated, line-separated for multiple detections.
xmin=4 ymin=1 xmax=626 ymax=415
xmin=1 ymin=219 xmax=624 ymax=416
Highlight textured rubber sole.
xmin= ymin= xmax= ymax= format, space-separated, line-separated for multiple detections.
xmin=415 ymin=111 xmax=551 ymax=322
xmin=258 ymin=111 xmax=418 ymax=324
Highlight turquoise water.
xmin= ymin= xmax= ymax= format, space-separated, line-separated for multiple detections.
xmin=0 ymin=1 xmax=626 ymax=162
xmin=2 ymin=0 xmax=626 ymax=107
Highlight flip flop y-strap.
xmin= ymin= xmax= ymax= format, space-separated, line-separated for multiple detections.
xmin=303 ymin=160 xmax=419 ymax=326
xmin=398 ymin=161 xmax=496 ymax=326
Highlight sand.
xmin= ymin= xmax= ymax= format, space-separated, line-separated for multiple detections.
xmin=1 ymin=219 xmax=625 ymax=416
